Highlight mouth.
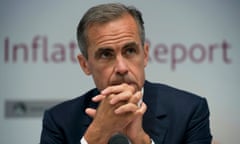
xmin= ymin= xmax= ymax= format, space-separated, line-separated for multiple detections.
xmin=110 ymin=79 xmax=132 ymax=86
xmin=110 ymin=81 xmax=140 ymax=92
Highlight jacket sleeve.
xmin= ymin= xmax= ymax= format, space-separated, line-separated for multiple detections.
xmin=184 ymin=98 xmax=212 ymax=144
xmin=40 ymin=110 xmax=65 ymax=144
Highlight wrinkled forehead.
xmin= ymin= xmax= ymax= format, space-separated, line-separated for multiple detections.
xmin=87 ymin=15 xmax=140 ymax=47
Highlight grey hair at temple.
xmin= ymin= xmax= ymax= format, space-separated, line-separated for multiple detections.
xmin=76 ymin=3 xmax=145 ymax=59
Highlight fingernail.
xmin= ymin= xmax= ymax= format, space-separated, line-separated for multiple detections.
xmin=110 ymin=99 xmax=115 ymax=104
xmin=115 ymin=109 xmax=120 ymax=114
xmin=92 ymin=96 xmax=97 ymax=101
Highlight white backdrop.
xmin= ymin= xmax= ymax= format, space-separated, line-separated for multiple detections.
xmin=0 ymin=0 xmax=239 ymax=143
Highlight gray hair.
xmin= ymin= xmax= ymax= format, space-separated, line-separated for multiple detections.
xmin=76 ymin=3 xmax=145 ymax=58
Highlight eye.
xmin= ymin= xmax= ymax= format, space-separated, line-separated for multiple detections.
xmin=101 ymin=51 xmax=112 ymax=58
xmin=98 ymin=50 xmax=114 ymax=59
xmin=124 ymin=47 xmax=137 ymax=56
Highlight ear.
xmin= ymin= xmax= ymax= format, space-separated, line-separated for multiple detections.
xmin=77 ymin=54 xmax=91 ymax=75
xmin=143 ymin=43 xmax=149 ymax=67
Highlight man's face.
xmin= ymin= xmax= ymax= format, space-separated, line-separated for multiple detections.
xmin=78 ymin=14 xmax=149 ymax=91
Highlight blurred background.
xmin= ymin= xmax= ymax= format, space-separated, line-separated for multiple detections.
xmin=0 ymin=0 xmax=239 ymax=143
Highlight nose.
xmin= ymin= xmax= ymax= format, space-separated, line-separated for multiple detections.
xmin=114 ymin=56 xmax=129 ymax=76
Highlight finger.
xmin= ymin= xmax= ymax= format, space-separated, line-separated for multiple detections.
xmin=136 ymin=102 xmax=147 ymax=115
xmin=92 ymin=94 xmax=106 ymax=102
xmin=101 ymin=83 xmax=135 ymax=95
xmin=109 ymin=90 xmax=132 ymax=105
xmin=128 ymin=91 xmax=142 ymax=106
xmin=85 ymin=108 xmax=96 ymax=118
xmin=114 ymin=103 xmax=138 ymax=114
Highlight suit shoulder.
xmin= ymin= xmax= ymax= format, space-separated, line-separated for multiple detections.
xmin=145 ymin=81 xmax=206 ymax=105
xmin=46 ymin=88 xmax=99 ymax=116
xmin=145 ymin=81 xmax=210 ymax=121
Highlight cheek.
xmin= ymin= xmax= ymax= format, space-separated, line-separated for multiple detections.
xmin=91 ymin=63 xmax=112 ymax=76
xmin=134 ymin=55 xmax=146 ymax=71
xmin=91 ymin=64 xmax=113 ymax=89
xmin=132 ymin=57 xmax=146 ymax=81
xmin=133 ymin=64 xmax=145 ymax=79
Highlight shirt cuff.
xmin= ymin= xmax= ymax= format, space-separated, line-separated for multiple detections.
xmin=80 ymin=136 xmax=155 ymax=144
xmin=80 ymin=137 xmax=88 ymax=144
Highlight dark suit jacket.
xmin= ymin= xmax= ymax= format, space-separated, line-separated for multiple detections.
xmin=40 ymin=81 xmax=212 ymax=144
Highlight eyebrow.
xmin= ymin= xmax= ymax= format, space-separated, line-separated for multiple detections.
xmin=94 ymin=42 xmax=139 ymax=57
xmin=123 ymin=42 xmax=139 ymax=49
xmin=95 ymin=47 xmax=114 ymax=53
xmin=94 ymin=47 xmax=114 ymax=58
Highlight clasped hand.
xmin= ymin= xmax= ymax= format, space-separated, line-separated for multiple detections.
xmin=84 ymin=83 xmax=148 ymax=143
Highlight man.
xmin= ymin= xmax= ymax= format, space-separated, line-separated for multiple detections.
xmin=40 ymin=3 xmax=212 ymax=144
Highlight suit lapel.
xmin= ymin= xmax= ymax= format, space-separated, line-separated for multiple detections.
xmin=143 ymin=81 xmax=168 ymax=143
xmin=81 ymin=89 xmax=100 ymax=127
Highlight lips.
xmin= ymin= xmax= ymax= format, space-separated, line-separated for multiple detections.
xmin=110 ymin=77 xmax=133 ymax=86
xmin=110 ymin=80 xmax=126 ymax=86
xmin=110 ymin=80 xmax=139 ymax=92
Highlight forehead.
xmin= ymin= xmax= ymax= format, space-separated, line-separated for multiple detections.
xmin=86 ymin=14 xmax=141 ymax=50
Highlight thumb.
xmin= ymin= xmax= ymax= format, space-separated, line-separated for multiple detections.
xmin=85 ymin=108 xmax=96 ymax=118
